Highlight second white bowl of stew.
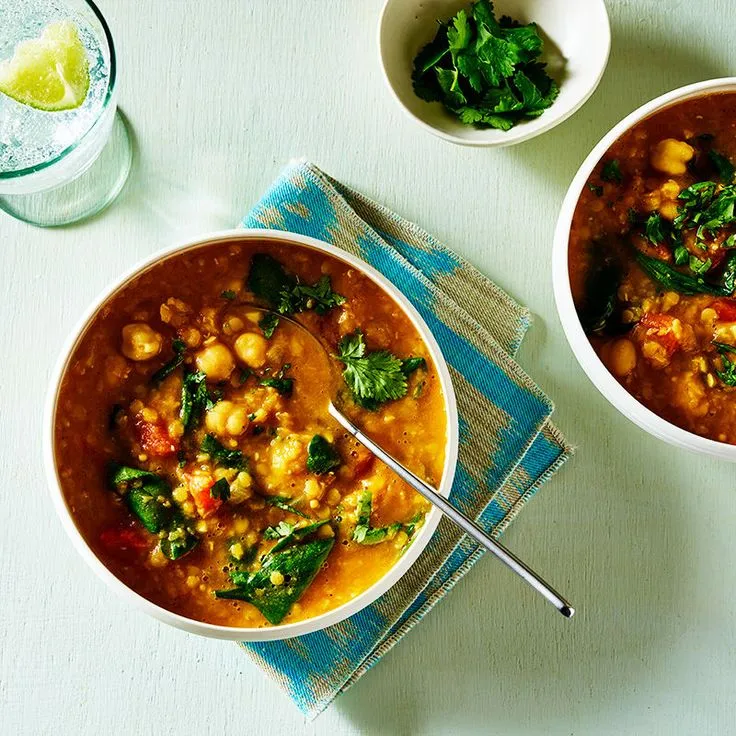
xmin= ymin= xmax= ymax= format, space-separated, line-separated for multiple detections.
xmin=554 ymin=78 xmax=736 ymax=459
xmin=44 ymin=229 xmax=459 ymax=640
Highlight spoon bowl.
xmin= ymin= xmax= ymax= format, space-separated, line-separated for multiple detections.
xmin=245 ymin=304 xmax=575 ymax=618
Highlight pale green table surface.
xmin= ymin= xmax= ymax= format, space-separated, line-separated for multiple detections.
xmin=3 ymin=1 xmax=736 ymax=734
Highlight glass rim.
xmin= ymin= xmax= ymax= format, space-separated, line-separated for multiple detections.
xmin=0 ymin=0 xmax=118 ymax=181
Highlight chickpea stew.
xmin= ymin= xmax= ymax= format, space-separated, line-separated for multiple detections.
xmin=54 ymin=239 xmax=447 ymax=627
xmin=570 ymin=92 xmax=736 ymax=444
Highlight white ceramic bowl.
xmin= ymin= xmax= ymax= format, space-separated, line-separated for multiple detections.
xmin=44 ymin=229 xmax=459 ymax=640
xmin=553 ymin=78 xmax=736 ymax=461
xmin=378 ymin=0 xmax=610 ymax=147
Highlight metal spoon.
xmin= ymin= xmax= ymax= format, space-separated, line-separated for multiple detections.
xmin=242 ymin=305 xmax=575 ymax=618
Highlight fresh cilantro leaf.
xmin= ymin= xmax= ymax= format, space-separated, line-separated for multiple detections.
xmin=673 ymin=244 xmax=689 ymax=265
xmin=601 ymin=160 xmax=622 ymax=184
xmin=336 ymin=331 xmax=407 ymax=406
xmin=411 ymin=0 xmax=556 ymax=131
xmin=709 ymin=150 xmax=735 ymax=184
xmin=689 ymin=255 xmax=712 ymax=275
xmin=714 ymin=341 xmax=736 ymax=386
xmin=258 ymin=312 xmax=280 ymax=339
xmin=151 ymin=338 xmax=186 ymax=385
xmin=210 ymin=477 xmax=231 ymax=501
xmin=306 ymin=435 xmax=341 ymax=475
xmin=278 ymin=274 xmax=346 ymax=316
xmin=644 ymin=213 xmax=667 ymax=244
xmin=259 ymin=363 xmax=293 ymax=396
xmin=221 ymin=290 xmax=236 ymax=300
xmin=588 ymin=183 xmax=604 ymax=197
xmin=201 ymin=434 xmax=246 ymax=470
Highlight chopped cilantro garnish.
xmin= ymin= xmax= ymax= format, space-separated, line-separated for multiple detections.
xmin=644 ymin=213 xmax=666 ymax=244
xmin=259 ymin=364 xmax=293 ymax=396
xmin=247 ymin=254 xmax=345 ymax=317
xmin=689 ymin=255 xmax=712 ymax=275
xmin=601 ymin=159 xmax=622 ymax=184
xmin=714 ymin=341 xmax=736 ymax=386
xmin=258 ymin=312 xmax=280 ymax=339
xmin=411 ymin=0 xmax=558 ymax=131
xmin=588 ymin=183 xmax=604 ymax=197
xmin=336 ymin=331 xmax=408 ymax=408
xmin=220 ymin=290 xmax=236 ymax=300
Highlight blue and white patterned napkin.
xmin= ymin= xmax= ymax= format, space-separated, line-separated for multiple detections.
xmin=238 ymin=161 xmax=571 ymax=718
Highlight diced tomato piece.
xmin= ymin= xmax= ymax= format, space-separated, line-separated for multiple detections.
xmin=134 ymin=417 xmax=178 ymax=457
xmin=352 ymin=448 xmax=376 ymax=479
xmin=635 ymin=313 xmax=681 ymax=361
xmin=713 ymin=299 xmax=736 ymax=322
xmin=185 ymin=473 xmax=222 ymax=517
xmin=100 ymin=525 xmax=149 ymax=553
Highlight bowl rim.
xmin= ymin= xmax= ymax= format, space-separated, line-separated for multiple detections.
xmin=43 ymin=228 xmax=460 ymax=640
xmin=376 ymin=0 xmax=611 ymax=148
xmin=553 ymin=77 xmax=736 ymax=461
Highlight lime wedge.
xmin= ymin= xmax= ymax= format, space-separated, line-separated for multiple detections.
xmin=0 ymin=21 xmax=90 ymax=112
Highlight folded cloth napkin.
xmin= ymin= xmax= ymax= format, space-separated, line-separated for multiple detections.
xmin=239 ymin=161 xmax=572 ymax=718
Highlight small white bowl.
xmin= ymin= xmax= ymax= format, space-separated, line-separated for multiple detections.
xmin=553 ymin=78 xmax=736 ymax=461
xmin=43 ymin=229 xmax=459 ymax=640
xmin=378 ymin=0 xmax=610 ymax=147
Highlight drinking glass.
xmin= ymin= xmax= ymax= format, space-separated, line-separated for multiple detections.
xmin=0 ymin=0 xmax=131 ymax=227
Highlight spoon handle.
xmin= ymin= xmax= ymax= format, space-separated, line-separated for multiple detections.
xmin=329 ymin=403 xmax=574 ymax=619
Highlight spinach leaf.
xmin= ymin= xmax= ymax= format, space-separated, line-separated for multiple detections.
xmin=400 ymin=357 xmax=427 ymax=376
xmin=306 ymin=435 xmax=341 ymax=475
xmin=160 ymin=525 xmax=199 ymax=560
xmin=151 ymin=339 xmax=187 ymax=385
xmin=263 ymin=495 xmax=309 ymax=518
xmin=180 ymin=370 xmax=217 ymax=432
xmin=351 ymin=490 xmax=420 ymax=546
xmin=108 ymin=463 xmax=198 ymax=559
xmin=247 ymin=254 xmax=295 ymax=308
xmin=210 ymin=477 xmax=231 ymax=501
xmin=269 ymin=519 xmax=330 ymax=554
xmin=636 ymin=251 xmax=733 ymax=296
xmin=601 ymin=159 xmax=622 ymax=184
xmin=201 ymin=434 xmax=246 ymax=471
xmin=578 ymin=242 xmax=624 ymax=335
xmin=709 ymin=150 xmax=735 ymax=184
xmin=215 ymin=538 xmax=335 ymax=624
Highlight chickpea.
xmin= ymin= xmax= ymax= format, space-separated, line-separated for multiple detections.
xmin=195 ymin=342 xmax=234 ymax=381
xmin=234 ymin=331 xmax=268 ymax=368
xmin=121 ymin=323 xmax=163 ymax=362
xmin=650 ymin=138 xmax=694 ymax=175
xmin=609 ymin=339 xmax=637 ymax=377
xmin=205 ymin=400 xmax=249 ymax=436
